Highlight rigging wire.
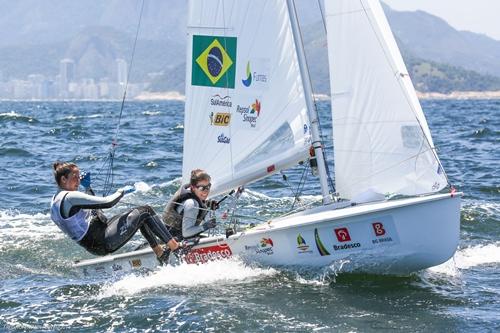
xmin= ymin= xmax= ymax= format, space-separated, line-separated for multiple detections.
xmin=290 ymin=0 xmax=336 ymax=194
xmin=100 ymin=0 xmax=146 ymax=195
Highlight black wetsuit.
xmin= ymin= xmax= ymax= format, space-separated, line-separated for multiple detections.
xmin=50 ymin=188 xmax=173 ymax=255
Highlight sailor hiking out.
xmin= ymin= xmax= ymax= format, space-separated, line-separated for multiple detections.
xmin=50 ymin=161 xmax=179 ymax=265
xmin=163 ymin=169 xmax=218 ymax=240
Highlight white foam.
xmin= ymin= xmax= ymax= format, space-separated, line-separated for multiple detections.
xmin=427 ymin=242 xmax=500 ymax=276
xmin=133 ymin=181 xmax=152 ymax=193
xmin=0 ymin=210 xmax=61 ymax=249
xmin=61 ymin=114 xmax=104 ymax=120
xmin=99 ymin=258 xmax=277 ymax=297
xmin=0 ymin=111 xmax=23 ymax=117
xmin=142 ymin=111 xmax=161 ymax=116
xmin=462 ymin=199 xmax=500 ymax=217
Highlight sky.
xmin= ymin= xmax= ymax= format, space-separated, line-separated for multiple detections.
xmin=383 ymin=0 xmax=500 ymax=41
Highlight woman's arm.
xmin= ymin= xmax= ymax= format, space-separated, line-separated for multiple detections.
xmin=181 ymin=199 xmax=205 ymax=238
xmin=62 ymin=190 xmax=124 ymax=218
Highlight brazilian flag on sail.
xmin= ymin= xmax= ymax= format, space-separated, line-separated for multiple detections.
xmin=191 ymin=35 xmax=237 ymax=89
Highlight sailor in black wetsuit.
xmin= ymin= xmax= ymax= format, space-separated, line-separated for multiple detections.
xmin=50 ymin=161 xmax=178 ymax=264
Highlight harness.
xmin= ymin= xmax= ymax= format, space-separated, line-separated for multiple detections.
xmin=163 ymin=185 xmax=208 ymax=232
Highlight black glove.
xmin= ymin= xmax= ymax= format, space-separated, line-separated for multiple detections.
xmin=202 ymin=217 xmax=217 ymax=231
xmin=207 ymin=200 xmax=220 ymax=210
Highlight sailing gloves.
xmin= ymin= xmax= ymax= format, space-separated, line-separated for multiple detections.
xmin=202 ymin=217 xmax=217 ymax=231
xmin=119 ymin=185 xmax=136 ymax=195
xmin=206 ymin=200 xmax=219 ymax=210
xmin=80 ymin=171 xmax=91 ymax=189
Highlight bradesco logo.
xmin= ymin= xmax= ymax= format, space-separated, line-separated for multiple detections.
xmin=184 ymin=244 xmax=233 ymax=264
xmin=334 ymin=228 xmax=351 ymax=242
xmin=192 ymin=35 xmax=237 ymax=88
xmin=333 ymin=227 xmax=361 ymax=251
xmin=209 ymin=112 xmax=231 ymax=126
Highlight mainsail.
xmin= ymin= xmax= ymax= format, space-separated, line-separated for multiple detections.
xmin=325 ymin=0 xmax=448 ymax=200
xmin=183 ymin=0 xmax=312 ymax=196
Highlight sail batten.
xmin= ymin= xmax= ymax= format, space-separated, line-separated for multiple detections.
xmin=325 ymin=0 xmax=448 ymax=200
xmin=183 ymin=0 xmax=311 ymax=197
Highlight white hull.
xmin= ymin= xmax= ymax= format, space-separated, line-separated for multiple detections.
xmin=74 ymin=193 xmax=461 ymax=276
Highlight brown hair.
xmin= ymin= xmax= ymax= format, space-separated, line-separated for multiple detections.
xmin=53 ymin=161 xmax=78 ymax=187
xmin=190 ymin=169 xmax=211 ymax=186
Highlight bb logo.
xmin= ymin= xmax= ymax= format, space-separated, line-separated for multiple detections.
xmin=334 ymin=228 xmax=351 ymax=242
xmin=372 ymin=222 xmax=386 ymax=236
xmin=214 ymin=112 xmax=231 ymax=126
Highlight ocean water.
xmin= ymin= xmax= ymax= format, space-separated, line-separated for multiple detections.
xmin=0 ymin=99 xmax=498 ymax=332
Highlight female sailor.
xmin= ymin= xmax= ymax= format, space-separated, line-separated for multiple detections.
xmin=163 ymin=169 xmax=218 ymax=240
xmin=50 ymin=161 xmax=178 ymax=264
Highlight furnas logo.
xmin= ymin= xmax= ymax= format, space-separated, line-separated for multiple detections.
xmin=241 ymin=61 xmax=268 ymax=87
xmin=192 ymin=35 xmax=237 ymax=88
xmin=210 ymin=112 xmax=231 ymax=126
xmin=242 ymin=61 xmax=252 ymax=87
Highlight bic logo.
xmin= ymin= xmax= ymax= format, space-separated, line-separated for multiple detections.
xmin=334 ymin=228 xmax=351 ymax=242
xmin=372 ymin=222 xmax=386 ymax=236
xmin=214 ymin=112 xmax=231 ymax=126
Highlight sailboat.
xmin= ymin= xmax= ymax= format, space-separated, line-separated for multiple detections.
xmin=74 ymin=0 xmax=462 ymax=276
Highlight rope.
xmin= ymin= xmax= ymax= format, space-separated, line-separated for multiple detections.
xmin=101 ymin=0 xmax=145 ymax=195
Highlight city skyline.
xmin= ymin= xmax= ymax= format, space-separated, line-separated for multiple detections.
xmin=0 ymin=58 xmax=146 ymax=100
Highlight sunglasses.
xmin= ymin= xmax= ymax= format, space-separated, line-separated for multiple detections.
xmin=195 ymin=183 xmax=212 ymax=191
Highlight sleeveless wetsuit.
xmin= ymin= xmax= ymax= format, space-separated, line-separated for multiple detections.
xmin=163 ymin=185 xmax=208 ymax=239
xmin=50 ymin=188 xmax=173 ymax=255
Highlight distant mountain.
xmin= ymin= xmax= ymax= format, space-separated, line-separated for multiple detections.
xmin=1 ymin=0 xmax=500 ymax=94
xmin=384 ymin=6 xmax=500 ymax=78
xmin=0 ymin=0 xmax=187 ymax=46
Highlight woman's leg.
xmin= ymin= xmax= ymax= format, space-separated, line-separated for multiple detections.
xmin=103 ymin=206 xmax=176 ymax=254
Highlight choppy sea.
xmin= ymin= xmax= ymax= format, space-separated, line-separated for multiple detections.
xmin=0 ymin=99 xmax=498 ymax=332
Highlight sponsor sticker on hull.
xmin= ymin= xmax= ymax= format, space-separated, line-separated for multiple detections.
xmin=245 ymin=237 xmax=274 ymax=256
xmin=311 ymin=216 xmax=399 ymax=256
xmin=184 ymin=244 xmax=233 ymax=264
xmin=297 ymin=234 xmax=313 ymax=254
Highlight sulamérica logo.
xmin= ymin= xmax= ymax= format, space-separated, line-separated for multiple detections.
xmin=192 ymin=35 xmax=237 ymax=88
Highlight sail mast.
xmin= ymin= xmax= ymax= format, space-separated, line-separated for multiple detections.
xmin=286 ymin=0 xmax=332 ymax=204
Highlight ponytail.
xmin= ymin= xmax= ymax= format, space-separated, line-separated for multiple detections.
xmin=53 ymin=161 xmax=77 ymax=187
